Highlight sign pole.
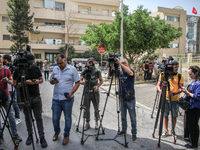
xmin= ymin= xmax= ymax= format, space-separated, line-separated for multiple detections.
xmin=120 ymin=0 xmax=123 ymax=60
xmin=101 ymin=53 xmax=102 ymax=70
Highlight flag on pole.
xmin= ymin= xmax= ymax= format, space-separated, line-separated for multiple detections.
xmin=192 ymin=7 xmax=197 ymax=15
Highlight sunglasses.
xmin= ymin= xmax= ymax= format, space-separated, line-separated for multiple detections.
xmin=121 ymin=62 xmax=126 ymax=64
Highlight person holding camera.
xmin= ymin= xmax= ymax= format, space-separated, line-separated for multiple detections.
xmin=157 ymin=61 xmax=183 ymax=139
xmin=0 ymin=55 xmax=22 ymax=143
xmin=13 ymin=54 xmax=48 ymax=148
xmin=181 ymin=66 xmax=200 ymax=148
xmin=113 ymin=58 xmax=137 ymax=142
xmin=80 ymin=57 xmax=103 ymax=131
xmin=50 ymin=54 xmax=80 ymax=145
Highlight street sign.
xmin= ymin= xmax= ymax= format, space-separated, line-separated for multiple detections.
xmin=97 ymin=45 xmax=106 ymax=54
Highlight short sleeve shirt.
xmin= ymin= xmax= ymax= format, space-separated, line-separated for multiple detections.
xmin=0 ymin=67 xmax=12 ymax=95
xmin=159 ymin=73 xmax=184 ymax=101
xmin=50 ymin=64 xmax=80 ymax=100
xmin=154 ymin=59 xmax=160 ymax=68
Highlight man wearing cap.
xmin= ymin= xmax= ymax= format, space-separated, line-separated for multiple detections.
xmin=80 ymin=57 xmax=103 ymax=131
xmin=13 ymin=54 xmax=48 ymax=148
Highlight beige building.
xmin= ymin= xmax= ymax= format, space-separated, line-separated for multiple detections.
xmin=0 ymin=0 xmax=119 ymax=62
xmin=150 ymin=6 xmax=187 ymax=58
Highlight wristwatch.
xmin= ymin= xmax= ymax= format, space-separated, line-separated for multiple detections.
xmin=173 ymin=93 xmax=176 ymax=96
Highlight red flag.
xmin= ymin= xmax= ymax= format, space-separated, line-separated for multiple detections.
xmin=192 ymin=7 xmax=197 ymax=15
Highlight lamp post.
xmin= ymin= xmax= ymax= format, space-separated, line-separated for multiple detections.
xmin=120 ymin=0 xmax=123 ymax=60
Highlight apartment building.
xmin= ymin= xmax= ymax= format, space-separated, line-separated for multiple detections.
xmin=150 ymin=6 xmax=187 ymax=58
xmin=0 ymin=0 xmax=120 ymax=62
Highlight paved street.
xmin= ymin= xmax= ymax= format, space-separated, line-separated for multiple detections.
xmin=0 ymin=74 xmax=199 ymax=150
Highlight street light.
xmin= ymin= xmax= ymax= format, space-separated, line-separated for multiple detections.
xmin=120 ymin=0 xmax=123 ymax=60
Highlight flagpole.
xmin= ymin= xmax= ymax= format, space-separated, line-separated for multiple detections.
xmin=120 ymin=0 xmax=123 ymax=60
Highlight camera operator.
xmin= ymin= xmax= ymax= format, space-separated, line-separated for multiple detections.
xmin=13 ymin=54 xmax=48 ymax=148
xmin=114 ymin=58 xmax=137 ymax=142
xmin=0 ymin=55 xmax=22 ymax=142
xmin=80 ymin=57 xmax=103 ymax=131
xmin=157 ymin=61 xmax=184 ymax=139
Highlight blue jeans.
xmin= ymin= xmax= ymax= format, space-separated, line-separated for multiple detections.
xmin=121 ymin=98 xmax=137 ymax=135
xmin=52 ymin=97 xmax=74 ymax=137
xmin=9 ymin=91 xmax=20 ymax=119
xmin=0 ymin=95 xmax=18 ymax=136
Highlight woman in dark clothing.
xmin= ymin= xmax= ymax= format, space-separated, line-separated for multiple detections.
xmin=181 ymin=66 xmax=200 ymax=148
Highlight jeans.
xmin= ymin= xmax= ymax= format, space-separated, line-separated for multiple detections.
xmin=121 ymin=98 xmax=137 ymax=135
xmin=0 ymin=95 xmax=18 ymax=136
xmin=9 ymin=91 xmax=20 ymax=119
xmin=44 ymin=71 xmax=49 ymax=80
xmin=23 ymin=96 xmax=44 ymax=138
xmin=52 ymin=97 xmax=74 ymax=137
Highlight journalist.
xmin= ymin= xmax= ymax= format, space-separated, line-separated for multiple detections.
xmin=80 ymin=57 xmax=103 ymax=131
xmin=157 ymin=61 xmax=184 ymax=139
xmin=50 ymin=54 xmax=80 ymax=145
xmin=0 ymin=55 xmax=22 ymax=143
xmin=115 ymin=58 xmax=137 ymax=142
xmin=181 ymin=66 xmax=200 ymax=148
xmin=13 ymin=54 xmax=48 ymax=148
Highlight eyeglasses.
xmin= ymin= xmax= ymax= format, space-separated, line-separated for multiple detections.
xmin=121 ymin=62 xmax=126 ymax=64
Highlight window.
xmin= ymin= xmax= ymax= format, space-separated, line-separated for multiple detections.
xmin=55 ymin=2 xmax=65 ymax=11
xmin=3 ymin=35 xmax=10 ymax=40
xmin=2 ymin=17 xmax=9 ymax=22
xmin=44 ymin=22 xmax=62 ymax=28
xmin=169 ymin=43 xmax=179 ymax=48
xmin=103 ymin=10 xmax=109 ymax=16
xmin=165 ymin=16 xmax=179 ymax=22
xmin=82 ymin=8 xmax=89 ymax=14
xmin=34 ymin=54 xmax=41 ymax=59
xmin=45 ymin=39 xmax=62 ymax=44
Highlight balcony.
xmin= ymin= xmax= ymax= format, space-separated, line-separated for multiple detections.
xmin=71 ymin=11 xmax=115 ymax=21
xmin=34 ymin=23 xmax=65 ymax=34
xmin=71 ymin=0 xmax=120 ymax=7
xmin=34 ymin=7 xmax=65 ymax=21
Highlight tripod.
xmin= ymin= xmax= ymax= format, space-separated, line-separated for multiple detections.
xmin=151 ymin=90 xmax=160 ymax=118
xmin=152 ymin=73 xmax=176 ymax=148
xmin=95 ymin=63 xmax=128 ymax=148
xmin=76 ymin=78 xmax=103 ymax=145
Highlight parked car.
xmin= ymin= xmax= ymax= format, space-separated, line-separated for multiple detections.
xmin=50 ymin=63 xmax=57 ymax=72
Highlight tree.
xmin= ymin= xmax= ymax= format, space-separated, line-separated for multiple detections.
xmin=83 ymin=49 xmax=108 ymax=61
xmin=6 ymin=0 xmax=39 ymax=53
xmin=80 ymin=5 xmax=183 ymax=64
xmin=58 ymin=44 xmax=75 ymax=61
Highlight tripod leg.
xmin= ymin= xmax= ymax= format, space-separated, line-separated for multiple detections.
xmin=81 ymin=110 xmax=86 ymax=145
xmin=151 ymin=90 xmax=159 ymax=118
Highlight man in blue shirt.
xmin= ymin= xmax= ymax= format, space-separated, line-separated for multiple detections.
xmin=116 ymin=58 xmax=137 ymax=142
xmin=50 ymin=54 xmax=80 ymax=145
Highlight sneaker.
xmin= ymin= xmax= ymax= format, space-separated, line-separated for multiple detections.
xmin=40 ymin=137 xmax=48 ymax=148
xmin=26 ymin=135 xmax=32 ymax=145
xmin=84 ymin=123 xmax=90 ymax=131
xmin=161 ymin=130 xmax=169 ymax=138
xmin=117 ymin=131 xmax=125 ymax=136
xmin=15 ymin=118 xmax=21 ymax=125
xmin=13 ymin=134 xmax=22 ymax=142
xmin=95 ymin=122 xmax=98 ymax=130
xmin=171 ymin=131 xmax=177 ymax=140
xmin=132 ymin=135 xmax=137 ymax=142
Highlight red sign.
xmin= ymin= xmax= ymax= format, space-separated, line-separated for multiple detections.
xmin=97 ymin=45 xmax=106 ymax=54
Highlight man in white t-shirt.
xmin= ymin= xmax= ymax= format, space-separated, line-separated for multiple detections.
xmin=153 ymin=56 xmax=160 ymax=79
xmin=78 ymin=61 xmax=82 ymax=71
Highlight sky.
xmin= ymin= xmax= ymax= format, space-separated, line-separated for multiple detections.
xmin=123 ymin=0 xmax=200 ymax=16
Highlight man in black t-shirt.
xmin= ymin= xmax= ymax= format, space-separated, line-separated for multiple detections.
xmin=13 ymin=54 xmax=48 ymax=148
xmin=142 ymin=58 xmax=150 ymax=81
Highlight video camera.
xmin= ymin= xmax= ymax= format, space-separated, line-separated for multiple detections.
xmin=158 ymin=56 xmax=174 ymax=75
xmin=84 ymin=64 xmax=94 ymax=80
xmin=108 ymin=53 xmax=121 ymax=65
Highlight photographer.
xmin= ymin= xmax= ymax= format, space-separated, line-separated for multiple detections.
xmin=114 ymin=58 xmax=137 ymax=142
xmin=13 ymin=54 xmax=48 ymax=148
xmin=0 ymin=55 xmax=22 ymax=142
xmin=80 ymin=57 xmax=103 ymax=131
xmin=157 ymin=61 xmax=183 ymax=139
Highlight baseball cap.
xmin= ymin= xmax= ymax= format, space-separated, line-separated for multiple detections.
xmin=25 ymin=54 xmax=35 ymax=63
xmin=88 ymin=57 xmax=94 ymax=62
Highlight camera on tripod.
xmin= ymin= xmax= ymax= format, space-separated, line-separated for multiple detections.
xmin=108 ymin=53 xmax=121 ymax=65
xmin=158 ymin=57 xmax=174 ymax=75
xmin=84 ymin=65 xmax=94 ymax=80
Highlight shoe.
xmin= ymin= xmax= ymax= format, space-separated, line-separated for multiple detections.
xmin=26 ymin=135 xmax=32 ymax=145
xmin=171 ymin=131 xmax=177 ymax=140
xmin=13 ymin=134 xmax=22 ymax=142
xmin=40 ymin=137 xmax=48 ymax=148
xmin=161 ymin=130 xmax=169 ymax=138
xmin=84 ymin=123 xmax=90 ymax=131
xmin=15 ymin=118 xmax=21 ymax=125
xmin=184 ymin=143 xmax=198 ymax=148
xmin=62 ymin=136 xmax=69 ymax=145
xmin=52 ymin=132 xmax=60 ymax=141
xmin=117 ymin=131 xmax=125 ymax=136
xmin=95 ymin=122 xmax=98 ymax=130
xmin=184 ymin=137 xmax=190 ymax=142
xmin=132 ymin=135 xmax=137 ymax=142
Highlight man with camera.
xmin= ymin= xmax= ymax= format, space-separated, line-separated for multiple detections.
xmin=50 ymin=54 xmax=80 ymax=145
xmin=113 ymin=58 xmax=137 ymax=142
xmin=157 ymin=61 xmax=184 ymax=139
xmin=0 ymin=55 xmax=22 ymax=143
xmin=13 ymin=54 xmax=48 ymax=148
xmin=80 ymin=57 xmax=103 ymax=131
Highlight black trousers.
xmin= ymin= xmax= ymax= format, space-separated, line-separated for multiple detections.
xmin=144 ymin=70 xmax=149 ymax=81
xmin=185 ymin=108 xmax=200 ymax=147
